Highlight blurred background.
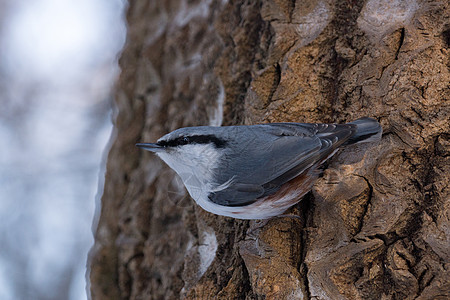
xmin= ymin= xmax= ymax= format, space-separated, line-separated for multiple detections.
xmin=0 ymin=0 xmax=126 ymax=299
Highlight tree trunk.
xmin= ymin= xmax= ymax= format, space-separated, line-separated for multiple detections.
xmin=88 ymin=1 xmax=449 ymax=299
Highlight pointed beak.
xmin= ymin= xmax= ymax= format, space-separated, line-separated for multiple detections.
xmin=136 ymin=143 xmax=165 ymax=153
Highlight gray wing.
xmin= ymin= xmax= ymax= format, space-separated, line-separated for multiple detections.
xmin=208 ymin=123 xmax=355 ymax=206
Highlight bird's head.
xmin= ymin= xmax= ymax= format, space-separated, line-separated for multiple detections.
xmin=136 ymin=127 xmax=227 ymax=186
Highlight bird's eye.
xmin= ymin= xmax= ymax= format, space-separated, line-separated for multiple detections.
xmin=183 ymin=137 xmax=189 ymax=143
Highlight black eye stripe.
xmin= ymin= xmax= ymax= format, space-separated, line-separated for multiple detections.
xmin=157 ymin=134 xmax=227 ymax=148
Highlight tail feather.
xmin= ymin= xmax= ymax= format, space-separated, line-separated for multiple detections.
xmin=345 ymin=117 xmax=382 ymax=145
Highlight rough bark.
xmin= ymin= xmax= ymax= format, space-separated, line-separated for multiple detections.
xmin=89 ymin=0 xmax=449 ymax=299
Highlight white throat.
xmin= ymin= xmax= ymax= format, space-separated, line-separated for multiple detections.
xmin=156 ymin=143 xmax=222 ymax=199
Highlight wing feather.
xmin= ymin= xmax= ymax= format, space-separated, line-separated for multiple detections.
xmin=208 ymin=123 xmax=355 ymax=206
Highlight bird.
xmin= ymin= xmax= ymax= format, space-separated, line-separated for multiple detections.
xmin=136 ymin=117 xmax=382 ymax=220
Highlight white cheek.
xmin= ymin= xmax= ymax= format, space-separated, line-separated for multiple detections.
xmin=157 ymin=144 xmax=221 ymax=199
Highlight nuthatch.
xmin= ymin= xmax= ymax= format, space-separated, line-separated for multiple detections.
xmin=136 ymin=118 xmax=382 ymax=219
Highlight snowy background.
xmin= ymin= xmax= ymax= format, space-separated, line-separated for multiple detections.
xmin=0 ymin=0 xmax=126 ymax=299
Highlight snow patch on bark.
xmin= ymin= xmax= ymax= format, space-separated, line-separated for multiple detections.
xmin=294 ymin=1 xmax=331 ymax=46
xmin=287 ymin=287 xmax=304 ymax=300
xmin=174 ymin=0 xmax=212 ymax=27
xmin=208 ymin=79 xmax=224 ymax=127
xmin=198 ymin=227 xmax=217 ymax=276
xmin=358 ymin=0 xmax=418 ymax=39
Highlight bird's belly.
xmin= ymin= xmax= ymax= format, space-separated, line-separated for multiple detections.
xmin=194 ymin=169 xmax=319 ymax=219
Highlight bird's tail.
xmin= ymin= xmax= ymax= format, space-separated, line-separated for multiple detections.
xmin=345 ymin=117 xmax=382 ymax=145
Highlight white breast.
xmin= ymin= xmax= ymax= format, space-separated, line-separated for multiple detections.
xmin=157 ymin=143 xmax=222 ymax=200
